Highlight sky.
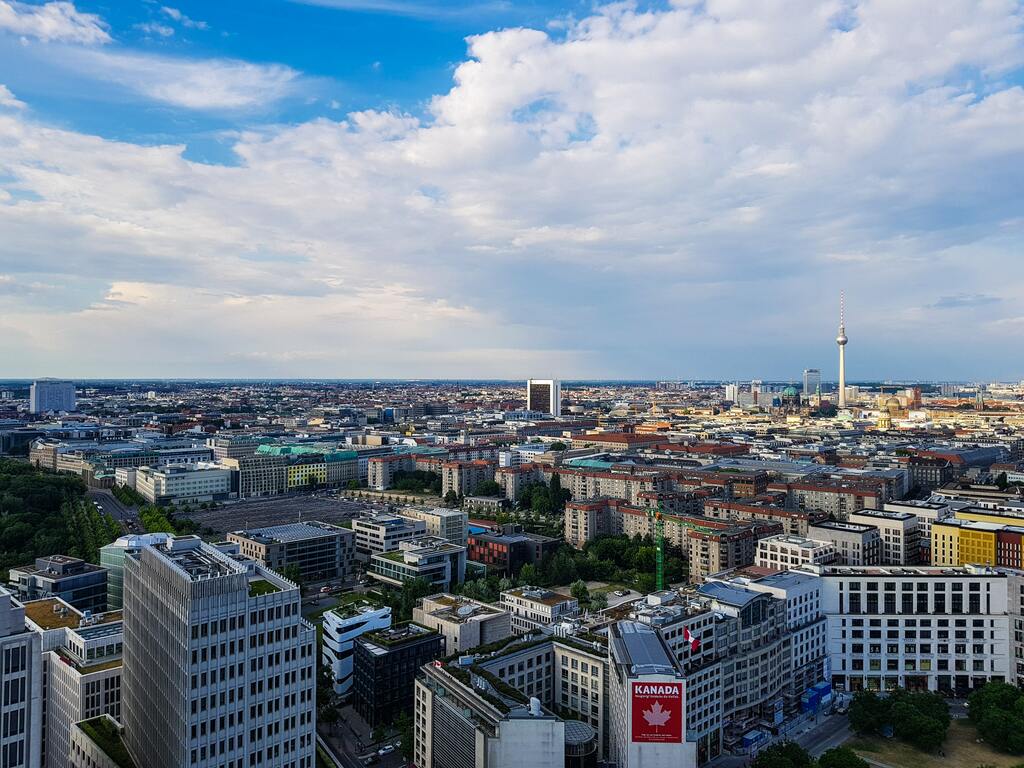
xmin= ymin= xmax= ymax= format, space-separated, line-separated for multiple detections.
xmin=0 ymin=0 xmax=1023 ymax=382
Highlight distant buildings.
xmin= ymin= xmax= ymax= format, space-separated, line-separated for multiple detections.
xmin=802 ymin=369 xmax=821 ymax=397
xmin=29 ymin=379 xmax=76 ymax=414
xmin=352 ymin=514 xmax=426 ymax=560
xmin=134 ymin=462 xmax=233 ymax=506
xmin=527 ymin=379 xmax=561 ymax=417
xmin=121 ymin=536 xmax=316 ymax=768
xmin=227 ymin=521 xmax=355 ymax=582
xmin=9 ymin=556 xmax=108 ymax=614
xmin=399 ymin=507 xmax=469 ymax=547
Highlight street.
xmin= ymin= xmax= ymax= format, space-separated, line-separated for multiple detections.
xmin=318 ymin=705 xmax=406 ymax=768
xmin=709 ymin=712 xmax=851 ymax=768
xmin=87 ymin=488 xmax=136 ymax=528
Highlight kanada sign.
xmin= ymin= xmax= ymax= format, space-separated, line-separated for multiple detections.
xmin=631 ymin=681 xmax=683 ymax=743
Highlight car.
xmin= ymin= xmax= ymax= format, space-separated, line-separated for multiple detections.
xmin=320 ymin=586 xmax=332 ymax=594
xmin=614 ymin=590 xmax=628 ymax=597
xmin=378 ymin=745 xmax=395 ymax=756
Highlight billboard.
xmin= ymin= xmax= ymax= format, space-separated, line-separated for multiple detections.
xmin=631 ymin=681 xmax=684 ymax=743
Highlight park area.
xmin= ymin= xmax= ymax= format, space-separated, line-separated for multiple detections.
xmin=847 ymin=720 xmax=1018 ymax=768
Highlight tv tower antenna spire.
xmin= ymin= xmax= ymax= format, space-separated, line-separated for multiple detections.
xmin=836 ymin=292 xmax=848 ymax=409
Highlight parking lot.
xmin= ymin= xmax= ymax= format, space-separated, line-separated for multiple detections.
xmin=182 ymin=494 xmax=390 ymax=534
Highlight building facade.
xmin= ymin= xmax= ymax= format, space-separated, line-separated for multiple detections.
xmin=227 ymin=522 xmax=355 ymax=583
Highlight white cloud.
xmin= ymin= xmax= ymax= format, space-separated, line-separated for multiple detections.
xmin=0 ymin=0 xmax=109 ymax=44
xmin=134 ymin=22 xmax=175 ymax=38
xmin=67 ymin=49 xmax=302 ymax=110
xmin=160 ymin=6 xmax=208 ymax=30
xmin=0 ymin=84 xmax=24 ymax=108
xmin=1 ymin=0 xmax=1024 ymax=377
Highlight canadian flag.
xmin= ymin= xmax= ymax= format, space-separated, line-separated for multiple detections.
xmin=683 ymin=627 xmax=700 ymax=652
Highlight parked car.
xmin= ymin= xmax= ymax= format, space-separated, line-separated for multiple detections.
xmin=378 ymin=745 xmax=395 ymax=756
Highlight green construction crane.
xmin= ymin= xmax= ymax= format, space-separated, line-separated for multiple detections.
xmin=647 ymin=506 xmax=666 ymax=592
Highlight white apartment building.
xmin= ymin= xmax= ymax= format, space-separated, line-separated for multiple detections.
xmin=849 ymin=509 xmax=921 ymax=565
xmin=807 ymin=521 xmax=881 ymax=566
xmin=756 ymin=535 xmax=838 ymax=570
xmin=0 ymin=588 xmax=42 ymax=768
xmin=883 ymin=500 xmax=954 ymax=561
xmin=351 ymin=514 xmax=426 ymax=560
xmin=321 ymin=602 xmax=391 ymax=698
xmin=23 ymin=599 xmax=122 ymax=768
xmin=500 ymin=587 xmax=580 ymax=634
xmin=799 ymin=563 xmax=1010 ymax=695
xmin=121 ymin=536 xmax=317 ymax=768
xmin=134 ymin=463 xmax=233 ymax=506
xmin=399 ymin=508 xmax=469 ymax=547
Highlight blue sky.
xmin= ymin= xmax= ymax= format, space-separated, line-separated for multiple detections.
xmin=1 ymin=0 xmax=1023 ymax=380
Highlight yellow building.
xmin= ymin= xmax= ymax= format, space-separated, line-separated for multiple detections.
xmin=930 ymin=519 xmax=997 ymax=566
xmin=287 ymin=460 xmax=327 ymax=489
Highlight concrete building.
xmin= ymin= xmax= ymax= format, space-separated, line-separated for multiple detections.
xmin=366 ymin=454 xmax=415 ymax=491
xmin=884 ymin=500 xmax=954 ymax=562
xmin=368 ymin=537 xmax=467 ymax=592
xmin=227 ymin=521 xmax=355 ymax=583
xmin=9 ymin=557 xmax=107 ymax=614
xmin=807 ymin=521 xmax=881 ymax=566
xmin=29 ymin=380 xmax=76 ymax=415
xmin=755 ymin=534 xmax=838 ymax=570
xmin=399 ymin=507 xmax=469 ymax=547
xmin=0 ymin=587 xmax=43 ymax=768
xmin=413 ymin=659 xmax=566 ymax=768
xmin=800 ymin=563 xmax=1009 ymax=695
xmin=352 ymin=514 xmax=426 ymax=560
xmin=321 ymin=601 xmax=391 ymax=698
xmin=98 ymin=534 xmax=173 ymax=611
xmin=121 ymin=536 xmax=316 ymax=768
xmin=608 ymin=621 xmax=695 ymax=768
xmin=220 ymin=453 xmax=287 ymax=498
xmin=68 ymin=715 xmax=130 ymax=768
xmin=527 ymin=380 xmax=561 ymax=418
xmin=771 ymin=478 xmax=884 ymax=518
xmin=205 ymin=435 xmax=274 ymax=462
xmin=702 ymin=500 xmax=825 ymax=537
xmin=500 ymin=587 xmax=579 ymax=634
xmin=848 ymin=509 xmax=921 ymax=565
xmin=802 ymin=369 xmax=821 ymax=397
xmin=353 ymin=623 xmax=444 ymax=728
xmin=441 ymin=460 xmax=496 ymax=498
xmin=412 ymin=594 xmax=512 ymax=655
xmin=23 ymin=599 xmax=122 ymax=768
xmin=134 ymin=463 xmax=233 ymax=506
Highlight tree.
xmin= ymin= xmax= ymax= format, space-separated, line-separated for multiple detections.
xmin=751 ymin=742 xmax=813 ymax=768
xmin=395 ymin=711 xmax=414 ymax=760
xmin=996 ymin=472 xmax=1009 ymax=490
xmin=346 ymin=479 xmax=361 ymax=490
xmin=472 ymin=480 xmax=501 ymax=497
xmin=818 ymin=747 xmax=868 ymax=768
xmin=848 ymin=690 xmax=889 ymax=736
xmin=443 ymin=489 xmax=459 ymax=507
xmin=519 ymin=563 xmax=539 ymax=585
xmin=550 ymin=442 xmax=567 ymax=452
xmin=590 ymin=592 xmax=608 ymax=611
xmin=570 ymin=579 xmax=590 ymax=603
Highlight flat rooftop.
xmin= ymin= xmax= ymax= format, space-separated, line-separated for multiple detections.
xmin=231 ymin=521 xmax=343 ymax=544
xmin=23 ymin=598 xmax=122 ymax=631
xmin=503 ymin=586 xmax=574 ymax=607
xmin=610 ymin=620 xmax=679 ymax=676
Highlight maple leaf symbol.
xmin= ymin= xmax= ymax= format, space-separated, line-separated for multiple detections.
xmin=642 ymin=702 xmax=671 ymax=728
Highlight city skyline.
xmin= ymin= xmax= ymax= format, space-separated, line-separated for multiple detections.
xmin=1 ymin=1 xmax=1023 ymax=379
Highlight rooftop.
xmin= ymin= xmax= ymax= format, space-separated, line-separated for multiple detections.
xmin=502 ymin=586 xmax=575 ymax=607
xmin=230 ymin=521 xmax=345 ymax=544
xmin=610 ymin=620 xmax=680 ymax=676
xmin=23 ymin=598 xmax=121 ymax=631
xmin=77 ymin=717 xmax=135 ymax=768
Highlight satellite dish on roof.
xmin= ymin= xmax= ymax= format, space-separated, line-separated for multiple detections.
xmin=457 ymin=605 xmax=477 ymax=617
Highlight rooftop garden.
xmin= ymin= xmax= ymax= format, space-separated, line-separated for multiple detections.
xmin=248 ymin=579 xmax=281 ymax=598
xmin=79 ymin=717 xmax=135 ymax=768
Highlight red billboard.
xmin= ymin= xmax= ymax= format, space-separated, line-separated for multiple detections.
xmin=631 ymin=681 xmax=684 ymax=743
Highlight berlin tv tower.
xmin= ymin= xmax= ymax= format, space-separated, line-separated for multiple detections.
xmin=836 ymin=292 xmax=848 ymax=409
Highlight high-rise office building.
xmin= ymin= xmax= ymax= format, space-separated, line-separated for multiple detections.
xmin=526 ymin=380 xmax=561 ymax=417
xmin=121 ymin=536 xmax=316 ymax=768
xmin=802 ymin=369 xmax=821 ymax=397
xmin=723 ymin=383 xmax=738 ymax=402
xmin=0 ymin=587 xmax=42 ymax=768
xmin=28 ymin=380 xmax=76 ymax=415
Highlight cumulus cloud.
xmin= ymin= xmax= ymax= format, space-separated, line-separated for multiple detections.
xmin=134 ymin=22 xmax=175 ymax=38
xmin=1 ymin=0 xmax=1024 ymax=377
xmin=0 ymin=0 xmax=109 ymax=44
xmin=0 ymin=84 xmax=24 ymax=108
xmin=930 ymin=293 xmax=1002 ymax=309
